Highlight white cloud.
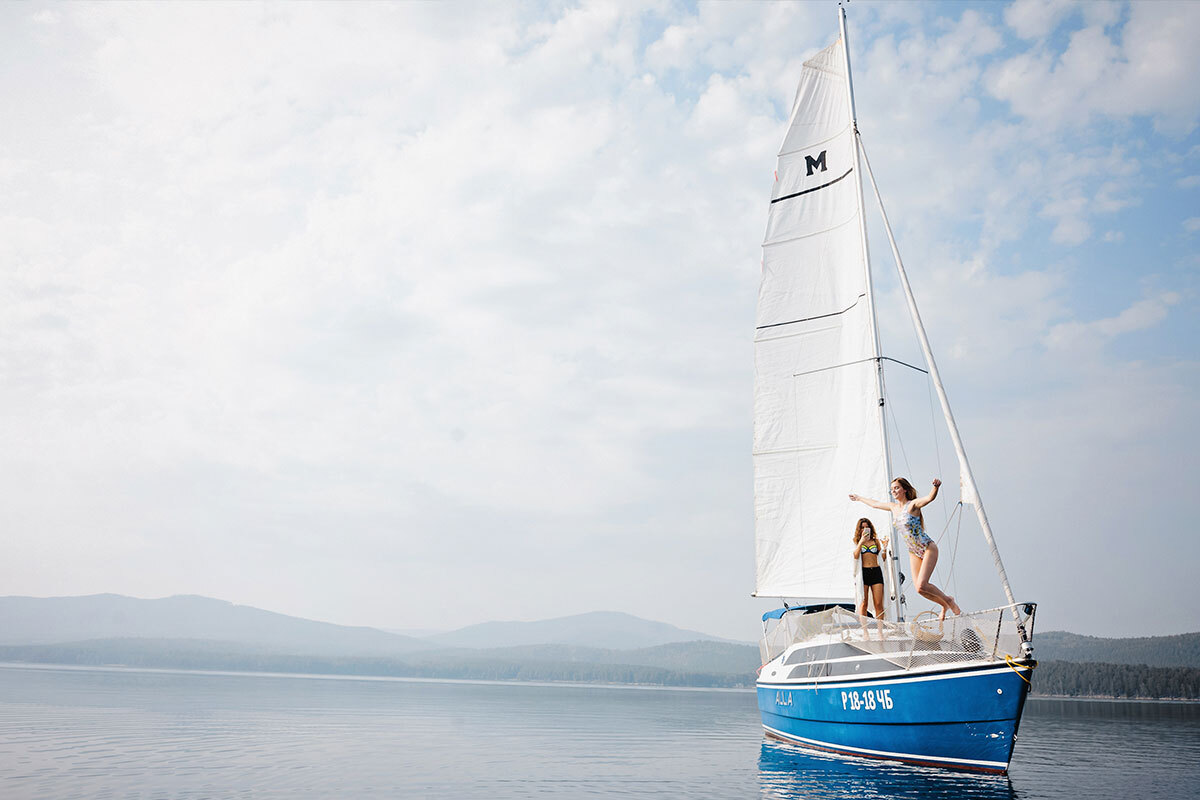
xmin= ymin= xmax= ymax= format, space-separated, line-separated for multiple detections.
xmin=1045 ymin=291 xmax=1182 ymax=351
xmin=1004 ymin=0 xmax=1122 ymax=40
xmin=1003 ymin=0 xmax=1081 ymax=40
xmin=0 ymin=1 xmax=1195 ymax=640
xmin=31 ymin=9 xmax=60 ymax=26
xmin=0 ymin=1 xmax=771 ymax=633
xmin=854 ymin=10 xmax=1147 ymax=252
xmin=644 ymin=21 xmax=701 ymax=72
xmin=990 ymin=2 xmax=1200 ymax=135
xmin=1185 ymin=217 xmax=1200 ymax=234
xmin=875 ymin=251 xmax=1069 ymax=371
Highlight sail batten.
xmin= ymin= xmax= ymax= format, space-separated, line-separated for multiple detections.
xmin=753 ymin=39 xmax=890 ymax=601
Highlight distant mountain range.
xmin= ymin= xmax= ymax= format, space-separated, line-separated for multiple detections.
xmin=0 ymin=595 xmax=735 ymax=653
xmin=423 ymin=611 xmax=732 ymax=650
xmin=0 ymin=595 xmax=1196 ymax=698
xmin=0 ymin=594 xmax=753 ymax=687
xmin=0 ymin=594 xmax=429 ymax=656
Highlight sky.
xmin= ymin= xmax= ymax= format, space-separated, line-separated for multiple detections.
xmin=1 ymin=0 xmax=1196 ymax=643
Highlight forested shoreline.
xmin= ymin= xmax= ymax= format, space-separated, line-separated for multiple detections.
xmin=1 ymin=640 xmax=1197 ymax=700
xmin=0 ymin=640 xmax=749 ymax=688
xmin=1031 ymin=660 xmax=1200 ymax=700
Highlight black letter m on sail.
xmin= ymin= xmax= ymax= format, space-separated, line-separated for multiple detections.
xmin=805 ymin=150 xmax=828 ymax=176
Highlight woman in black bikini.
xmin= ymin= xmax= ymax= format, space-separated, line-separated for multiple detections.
xmin=852 ymin=518 xmax=889 ymax=620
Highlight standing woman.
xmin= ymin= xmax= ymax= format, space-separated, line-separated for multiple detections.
xmin=852 ymin=518 xmax=889 ymax=620
xmin=849 ymin=477 xmax=962 ymax=620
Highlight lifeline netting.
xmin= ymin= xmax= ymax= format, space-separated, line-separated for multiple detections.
xmin=759 ymin=603 xmax=1036 ymax=669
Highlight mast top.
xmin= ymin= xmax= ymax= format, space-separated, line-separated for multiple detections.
xmin=837 ymin=4 xmax=860 ymax=134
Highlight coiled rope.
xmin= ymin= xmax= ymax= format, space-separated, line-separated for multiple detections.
xmin=1004 ymin=654 xmax=1033 ymax=685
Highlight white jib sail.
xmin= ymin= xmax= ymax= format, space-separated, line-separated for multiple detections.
xmin=754 ymin=39 xmax=890 ymax=601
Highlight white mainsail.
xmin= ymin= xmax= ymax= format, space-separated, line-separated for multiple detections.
xmin=754 ymin=40 xmax=890 ymax=600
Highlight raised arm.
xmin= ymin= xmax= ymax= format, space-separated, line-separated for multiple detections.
xmin=910 ymin=478 xmax=942 ymax=510
xmin=848 ymin=493 xmax=892 ymax=511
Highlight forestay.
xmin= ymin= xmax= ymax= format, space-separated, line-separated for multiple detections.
xmin=754 ymin=40 xmax=889 ymax=600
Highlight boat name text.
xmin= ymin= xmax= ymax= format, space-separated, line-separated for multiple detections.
xmin=841 ymin=689 xmax=893 ymax=711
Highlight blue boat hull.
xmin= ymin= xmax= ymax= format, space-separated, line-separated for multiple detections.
xmin=757 ymin=663 xmax=1033 ymax=773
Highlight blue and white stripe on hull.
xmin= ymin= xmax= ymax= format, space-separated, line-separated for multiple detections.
xmin=761 ymin=723 xmax=1010 ymax=772
xmin=757 ymin=662 xmax=1034 ymax=774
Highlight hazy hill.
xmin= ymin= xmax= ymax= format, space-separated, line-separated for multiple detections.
xmin=1035 ymin=631 xmax=1200 ymax=668
xmin=0 ymin=595 xmax=431 ymax=656
xmin=426 ymin=610 xmax=732 ymax=649
xmin=0 ymin=638 xmax=755 ymax=688
xmin=0 ymin=596 xmax=736 ymax=654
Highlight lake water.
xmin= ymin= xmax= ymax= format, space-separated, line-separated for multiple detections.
xmin=0 ymin=664 xmax=1196 ymax=799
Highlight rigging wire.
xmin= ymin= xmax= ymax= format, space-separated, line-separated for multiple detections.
xmin=931 ymin=501 xmax=965 ymax=598
xmin=950 ymin=507 xmax=964 ymax=594
xmin=923 ymin=367 xmax=963 ymax=600
xmin=873 ymin=372 xmax=908 ymax=614
xmin=928 ymin=374 xmax=950 ymax=521
xmin=948 ymin=503 xmax=965 ymax=595
xmin=847 ymin=427 xmax=872 ymax=614
xmin=881 ymin=366 xmax=913 ymax=478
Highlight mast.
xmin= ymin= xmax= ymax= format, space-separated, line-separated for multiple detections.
xmin=838 ymin=6 xmax=904 ymax=622
xmin=856 ymin=140 xmax=1030 ymax=649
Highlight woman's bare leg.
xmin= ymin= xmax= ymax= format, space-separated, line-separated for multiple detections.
xmin=909 ymin=545 xmax=961 ymax=620
xmin=869 ymin=583 xmax=886 ymax=637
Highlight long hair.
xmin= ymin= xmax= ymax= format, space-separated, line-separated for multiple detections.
xmin=893 ymin=477 xmax=917 ymax=502
xmin=854 ymin=517 xmax=876 ymax=544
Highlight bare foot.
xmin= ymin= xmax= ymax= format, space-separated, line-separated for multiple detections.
xmin=931 ymin=597 xmax=960 ymax=623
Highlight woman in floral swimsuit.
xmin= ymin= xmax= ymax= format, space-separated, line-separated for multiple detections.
xmin=849 ymin=477 xmax=962 ymax=621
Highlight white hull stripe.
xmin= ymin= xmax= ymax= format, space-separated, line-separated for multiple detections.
xmin=761 ymin=723 xmax=1008 ymax=770
xmin=757 ymin=664 xmax=1026 ymax=691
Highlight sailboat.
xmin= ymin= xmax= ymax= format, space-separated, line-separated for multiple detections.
xmin=753 ymin=7 xmax=1037 ymax=774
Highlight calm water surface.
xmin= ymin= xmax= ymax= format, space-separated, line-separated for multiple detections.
xmin=0 ymin=664 xmax=1196 ymax=798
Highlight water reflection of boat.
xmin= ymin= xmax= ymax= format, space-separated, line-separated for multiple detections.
xmin=758 ymin=738 xmax=1017 ymax=800
xmin=751 ymin=6 xmax=1036 ymax=774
